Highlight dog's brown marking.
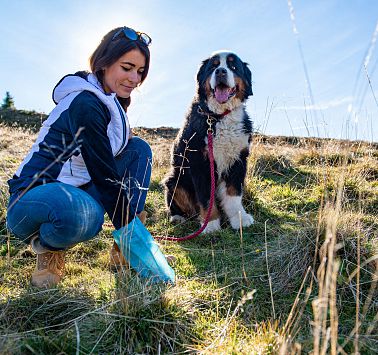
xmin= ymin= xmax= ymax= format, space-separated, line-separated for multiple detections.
xmin=226 ymin=185 xmax=239 ymax=196
xmin=235 ymin=76 xmax=246 ymax=100
xmin=201 ymin=146 xmax=209 ymax=159
xmin=200 ymin=203 xmax=220 ymax=221
xmin=205 ymin=77 xmax=212 ymax=98
xmin=213 ymin=58 xmax=220 ymax=66
xmin=172 ymin=186 xmax=197 ymax=216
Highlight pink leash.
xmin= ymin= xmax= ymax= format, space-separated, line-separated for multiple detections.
xmin=102 ymin=109 xmax=230 ymax=241
xmin=103 ymin=125 xmax=216 ymax=240
xmin=155 ymin=126 xmax=216 ymax=241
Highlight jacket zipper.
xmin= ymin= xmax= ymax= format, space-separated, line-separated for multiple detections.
xmin=113 ymin=97 xmax=128 ymax=156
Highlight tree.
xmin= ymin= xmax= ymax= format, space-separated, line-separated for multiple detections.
xmin=1 ymin=91 xmax=15 ymax=109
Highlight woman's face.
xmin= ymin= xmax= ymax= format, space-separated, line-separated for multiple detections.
xmin=103 ymin=48 xmax=146 ymax=98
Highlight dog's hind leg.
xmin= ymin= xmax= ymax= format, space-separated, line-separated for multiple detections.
xmin=167 ymin=191 xmax=186 ymax=224
xmin=164 ymin=174 xmax=198 ymax=223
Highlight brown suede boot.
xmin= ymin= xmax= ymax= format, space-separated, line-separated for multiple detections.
xmin=137 ymin=210 xmax=147 ymax=224
xmin=30 ymin=236 xmax=65 ymax=288
xmin=109 ymin=241 xmax=128 ymax=268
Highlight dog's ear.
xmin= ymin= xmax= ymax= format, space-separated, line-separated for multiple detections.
xmin=196 ymin=58 xmax=210 ymax=97
xmin=243 ymin=62 xmax=253 ymax=97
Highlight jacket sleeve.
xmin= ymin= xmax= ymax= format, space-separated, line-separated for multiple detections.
xmin=68 ymin=92 xmax=133 ymax=229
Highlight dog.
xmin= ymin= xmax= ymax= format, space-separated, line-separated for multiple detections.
xmin=164 ymin=51 xmax=254 ymax=233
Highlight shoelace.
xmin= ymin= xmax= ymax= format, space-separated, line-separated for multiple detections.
xmin=38 ymin=252 xmax=65 ymax=276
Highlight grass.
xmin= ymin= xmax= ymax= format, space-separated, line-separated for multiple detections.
xmin=0 ymin=111 xmax=377 ymax=354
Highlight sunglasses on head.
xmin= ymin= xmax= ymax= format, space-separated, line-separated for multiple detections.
xmin=112 ymin=27 xmax=152 ymax=46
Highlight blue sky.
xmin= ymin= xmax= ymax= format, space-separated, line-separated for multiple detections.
xmin=1 ymin=0 xmax=378 ymax=142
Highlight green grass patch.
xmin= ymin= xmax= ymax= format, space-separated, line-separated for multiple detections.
xmin=0 ymin=117 xmax=377 ymax=353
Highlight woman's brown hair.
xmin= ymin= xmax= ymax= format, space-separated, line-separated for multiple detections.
xmin=89 ymin=27 xmax=151 ymax=110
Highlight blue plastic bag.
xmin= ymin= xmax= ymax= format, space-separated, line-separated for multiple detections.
xmin=112 ymin=217 xmax=175 ymax=284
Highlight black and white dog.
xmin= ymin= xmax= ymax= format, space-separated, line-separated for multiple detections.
xmin=164 ymin=51 xmax=254 ymax=233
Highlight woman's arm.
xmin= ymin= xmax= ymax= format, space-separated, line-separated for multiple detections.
xmin=68 ymin=91 xmax=133 ymax=229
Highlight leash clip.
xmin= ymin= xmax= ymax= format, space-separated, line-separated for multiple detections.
xmin=207 ymin=116 xmax=213 ymax=134
xmin=198 ymin=105 xmax=214 ymax=134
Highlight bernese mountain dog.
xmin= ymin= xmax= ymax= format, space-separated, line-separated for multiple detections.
xmin=164 ymin=51 xmax=254 ymax=233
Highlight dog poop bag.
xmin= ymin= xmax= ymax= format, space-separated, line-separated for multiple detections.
xmin=112 ymin=217 xmax=175 ymax=283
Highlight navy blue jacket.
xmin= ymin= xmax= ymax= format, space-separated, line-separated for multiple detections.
xmin=8 ymin=72 xmax=133 ymax=229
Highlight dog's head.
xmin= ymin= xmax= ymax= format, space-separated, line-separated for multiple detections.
xmin=196 ymin=51 xmax=252 ymax=112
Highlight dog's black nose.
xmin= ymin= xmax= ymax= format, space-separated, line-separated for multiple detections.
xmin=215 ymin=67 xmax=227 ymax=77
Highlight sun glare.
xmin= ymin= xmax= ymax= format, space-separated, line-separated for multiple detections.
xmin=66 ymin=3 xmax=152 ymax=71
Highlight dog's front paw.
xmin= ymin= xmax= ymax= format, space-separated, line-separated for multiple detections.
xmin=202 ymin=219 xmax=221 ymax=234
xmin=170 ymin=215 xmax=186 ymax=224
xmin=229 ymin=212 xmax=254 ymax=229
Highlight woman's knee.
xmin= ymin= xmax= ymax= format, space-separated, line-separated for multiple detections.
xmin=6 ymin=198 xmax=48 ymax=244
xmin=128 ymin=136 xmax=153 ymax=159
xmin=7 ymin=183 xmax=105 ymax=249
xmin=40 ymin=207 xmax=104 ymax=249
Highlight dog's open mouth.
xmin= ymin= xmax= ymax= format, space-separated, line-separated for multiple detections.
xmin=213 ymin=84 xmax=237 ymax=104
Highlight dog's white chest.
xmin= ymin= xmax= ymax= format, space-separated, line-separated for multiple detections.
xmin=210 ymin=114 xmax=250 ymax=175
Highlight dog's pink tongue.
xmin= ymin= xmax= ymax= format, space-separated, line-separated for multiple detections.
xmin=214 ymin=87 xmax=231 ymax=103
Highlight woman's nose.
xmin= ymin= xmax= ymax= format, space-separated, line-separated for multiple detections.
xmin=128 ymin=70 xmax=140 ymax=84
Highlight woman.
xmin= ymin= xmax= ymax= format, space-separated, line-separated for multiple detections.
xmin=6 ymin=26 xmax=172 ymax=288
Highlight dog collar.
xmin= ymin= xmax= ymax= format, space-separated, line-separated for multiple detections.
xmin=197 ymin=105 xmax=231 ymax=120
xmin=219 ymin=109 xmax=231 ymax=117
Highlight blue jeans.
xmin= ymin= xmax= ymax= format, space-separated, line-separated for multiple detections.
xmin=6 ymin=137 xmax=152 ymax=251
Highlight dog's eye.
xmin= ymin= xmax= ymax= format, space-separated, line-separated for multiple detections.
xmin=230 ymin=65 xmax=236 ymax=71
xmin=213 ymin=60 xmax=220 ymax=67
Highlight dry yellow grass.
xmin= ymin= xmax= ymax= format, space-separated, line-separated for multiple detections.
xmin=0 ymin=117 xmax=377 ymax=353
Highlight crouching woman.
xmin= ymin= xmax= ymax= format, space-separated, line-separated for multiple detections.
xmin=6 ymin=26 xmax=173 ymax=288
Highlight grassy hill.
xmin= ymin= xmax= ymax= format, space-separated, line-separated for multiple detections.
xmin=0 ymin=108 xmax=377 ymax=354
